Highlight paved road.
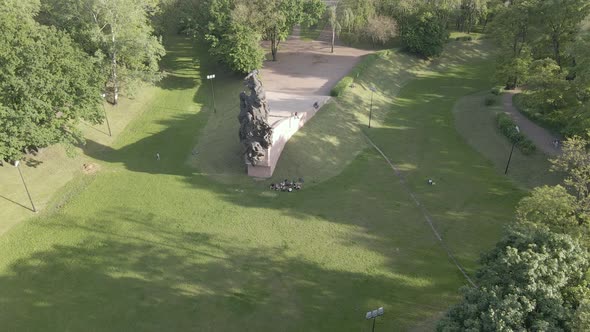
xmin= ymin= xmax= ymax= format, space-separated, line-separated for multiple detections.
xmin=502 ymin=90 xmax=562 ymax=156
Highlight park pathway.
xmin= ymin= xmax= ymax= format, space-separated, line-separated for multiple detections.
xmin=502 ymin=90 xmax=561 ymax=156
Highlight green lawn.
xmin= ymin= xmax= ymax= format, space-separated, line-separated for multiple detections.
xmin=0 ymin=36 xmax=547 ymax=331
xmin=454 ymin=91 xmax=561 ymax=189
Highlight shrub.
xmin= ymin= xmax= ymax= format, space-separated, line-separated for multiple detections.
xmin=484 ymin=96 xmax=496 ymax=106
xmin=455 ymin=36 xmax=472 ymax=41
xmin=496 ymin=113 xmax=536 ymax=155
xmin=518 ymin=139 xmax=536 ymax=155
xmin=330 ymin=77 xmax=354 ymax=97
xmin=330 ymin=54 xmax=379 ymax=97
xmin=400 ymin=9 xmax=449 ymax=58
xmin=491 ymin=87 xmax=502 ymax=95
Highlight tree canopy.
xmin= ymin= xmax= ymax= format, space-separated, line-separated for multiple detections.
xmin=38 ymin=0 xmax=166 ymax=104
xmin=0 ymin=0 xmax=103 ymax=162
xmin=438 ymin=226 xmax=590 ymax=331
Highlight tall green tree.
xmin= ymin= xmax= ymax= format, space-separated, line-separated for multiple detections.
xmin=38 ymin=0 xmax=166 ymax=104
xmin=260 ymin=0 xmax=325 ymax=61
xmin=204 ymin=0 xmax=265 ymax=73
xmin=400 ymin=7 xmax=449 ymax=58
xmin=0 ymin=0 xmax=103 ymax=161
xmin=438 ymin=226 xmax=590 ymax=331
xmin=490 ymin=0 xmax=535 ymax=89
xmin=456 ymin=0 xmax=486 ymax=33
xmin=328 ymin=5 xmax=341 ymax=53
xmin=551 ymin=132 xmax=590 ymax=225
xmin=534 ymin=0 xmax=590 ymax=68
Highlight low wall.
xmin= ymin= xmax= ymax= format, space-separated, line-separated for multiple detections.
xmin=247 ymin=98 xmax=329 ymax=178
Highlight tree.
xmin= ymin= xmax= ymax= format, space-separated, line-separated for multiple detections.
xmin=490 ymin=0 xmax=535 ymax=89
xmin=438 ymin=226 xmax=590 ymax=331
xmin=456 ymin=0 xmax=486 ymax=34
xmin=38 ymin=0 xmax=166 ymax=104
xmin=516 ymin=185 xmax=579 ymax=233
xmin=526 ymin=58 xmax=573 ymax=111
xmin=551 ymin=132 xmax=590 ymax=225
xmin=208 ymin=21 xmax=265 ymax=73
xmin=363 ymin=15 xmax=397 ymax=47
xmin=0 ymin=0 xmax=103 ymax=162
xmin=204 ymin=0 xmax=265 ymax=73
xmin=327 ymin=5 xmax=341 ymax=53
xmin=534 ymin=0 xmax=590 ymax=68
xmin=400 ymin=7 xmax=449 ymax=58
xmin=260 ymin=0 xmax=325 ymax=61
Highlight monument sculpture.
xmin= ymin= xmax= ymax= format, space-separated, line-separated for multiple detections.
xmin=238 ymin=70 xmax=273 ymax=165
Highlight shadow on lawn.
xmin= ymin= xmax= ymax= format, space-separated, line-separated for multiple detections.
xmin=0 ymin=37 xmax=519 ymax=331
xmin=0 ymin=208 xmax=457 ymax=331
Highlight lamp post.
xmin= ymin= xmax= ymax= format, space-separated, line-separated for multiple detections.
xmin=101 ymin=93 xmax=112 ymax=136
xmin=365 ymin=306 xmax=384 ymax=332
xmin=368 ymin=86 xmax=376 ymax=128
xmin=207 ymin=74 xmax=216 ymax=113
xmin=14 ymin=161 xmax=36 ymax=213
xmin=504 ymin=125 xmax=520 ymax=175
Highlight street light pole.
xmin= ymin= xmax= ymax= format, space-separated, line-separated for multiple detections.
xmin=365 ymin=306 xmax=384 ymax=332
xmin=15 ymin=161 xmax=36 ymax=213
xmin=504 ymin=125 xmax=520 ymax=175
xmin=101 ymin=93 xmax=112 ymax=137
xmin=368 ymin=86 xmax=376 ymax=128
xmin=207 ymin=74 xmax=216 ymax=113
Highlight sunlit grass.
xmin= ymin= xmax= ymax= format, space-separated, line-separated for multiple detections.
xmin=0 ymin=37 xmax=554 ymax=331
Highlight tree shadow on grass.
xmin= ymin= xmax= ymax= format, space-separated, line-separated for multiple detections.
xmin=61 ymin=36 xmax=525 ymax=330
xmin=0 ymin=208 xmax=459 ymax=331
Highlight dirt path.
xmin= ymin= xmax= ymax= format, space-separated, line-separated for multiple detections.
xmin=502 ymin=90 xmax=561 ymax=156
xmin=260 ymin=26 xmax=372 ymax=96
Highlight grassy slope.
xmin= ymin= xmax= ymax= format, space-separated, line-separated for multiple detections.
xmin=0 ymin=37 xmax=530 ymax=331
xmin=0 ymin=75 xmax=159 ymax=235
xmin=194 ymin=49 xmax=427 ymax=186
xmin=361 ymin=40 xmax=524 ymax=272
xmin=454 ymin=92 xmax=561 ymax=189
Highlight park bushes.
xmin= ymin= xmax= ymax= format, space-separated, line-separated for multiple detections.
xmin=330 ymin=77 xmax=354 ymax=97
xmin=513 ymin=93 xmax=590 ymax=137
xmin=454 ymin=36 xmax=472 ymax=41
xmin=330 ymin=53 xmax=379 ymax=97
xmin=496 ymin=113 xmax=536 ymax=155
xmin=491 ymin=87 xmax=502 ymax=95
xmin=484 ymin=95 xmax=496 ymax=106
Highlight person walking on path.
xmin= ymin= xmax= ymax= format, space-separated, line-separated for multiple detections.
xmin=156 ymin=152 xmax=160 ymax=161
xmin=502 ymin=89 xmax=562 ymax=156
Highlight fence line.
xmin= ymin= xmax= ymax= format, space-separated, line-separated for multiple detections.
xmin=363 ymin=132 xmax=477 ymax=288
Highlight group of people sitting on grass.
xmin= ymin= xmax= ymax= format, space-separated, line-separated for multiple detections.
xmin=270 ymin=178 xmax=304 ymax=192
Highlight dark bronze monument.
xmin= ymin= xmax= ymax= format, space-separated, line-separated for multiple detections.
xmin=238 ymin=70 xmax=273 ymax=165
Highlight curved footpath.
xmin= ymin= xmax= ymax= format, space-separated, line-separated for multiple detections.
xmin=502 ymin=90 xmax=561 ymax=156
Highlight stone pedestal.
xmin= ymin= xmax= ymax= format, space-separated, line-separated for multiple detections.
xmin=247 ymin=95 xmax=329 ymax=178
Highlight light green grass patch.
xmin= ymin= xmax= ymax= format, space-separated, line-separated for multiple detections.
xmin=0 ymin=36 xmax=533 ymax=331
xmin=453 ymin=91 xmax=560 ymax=189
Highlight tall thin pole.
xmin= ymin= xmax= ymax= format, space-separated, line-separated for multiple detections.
xmin=210 ymin=78 xmax=216 ymax=113
xmin=504 ymin=142 xmax=516 ymax=175
xmin=504 ymin=126 xmax=520 ymax=175
xmin=369 ymin=90 xmax=374 ymax=128
xmin=372 ymin=317 xmax=376 ymax=332
xmin=101 ymin=93 xmax=112 ymax=137
xmin=103 ymin=102 xmax=112 ymax=136
xmin=17 ymin=163 xmax=36 ymax=212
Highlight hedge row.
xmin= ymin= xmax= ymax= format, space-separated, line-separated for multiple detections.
xmin=496 ymin=113 xmax=536 ymax=155
xmin=330 ymin=53 xmax=379 ymax=97
xmin=330 ymin=77 xmax=353 ymax=97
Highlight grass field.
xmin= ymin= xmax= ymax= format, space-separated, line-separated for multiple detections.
xmin=0 ymin=36 xmax=548 ymax=331
xmin=454 ymin=91 xmax=561 ymax=189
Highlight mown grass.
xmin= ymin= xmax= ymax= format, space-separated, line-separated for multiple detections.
xmin=454 ymin=91 xmax=560 ymax=189
xmin=0 ymin=74 xmax=159 ymax=236
xmin=0 ymin=36 xmax=554 ymax=331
